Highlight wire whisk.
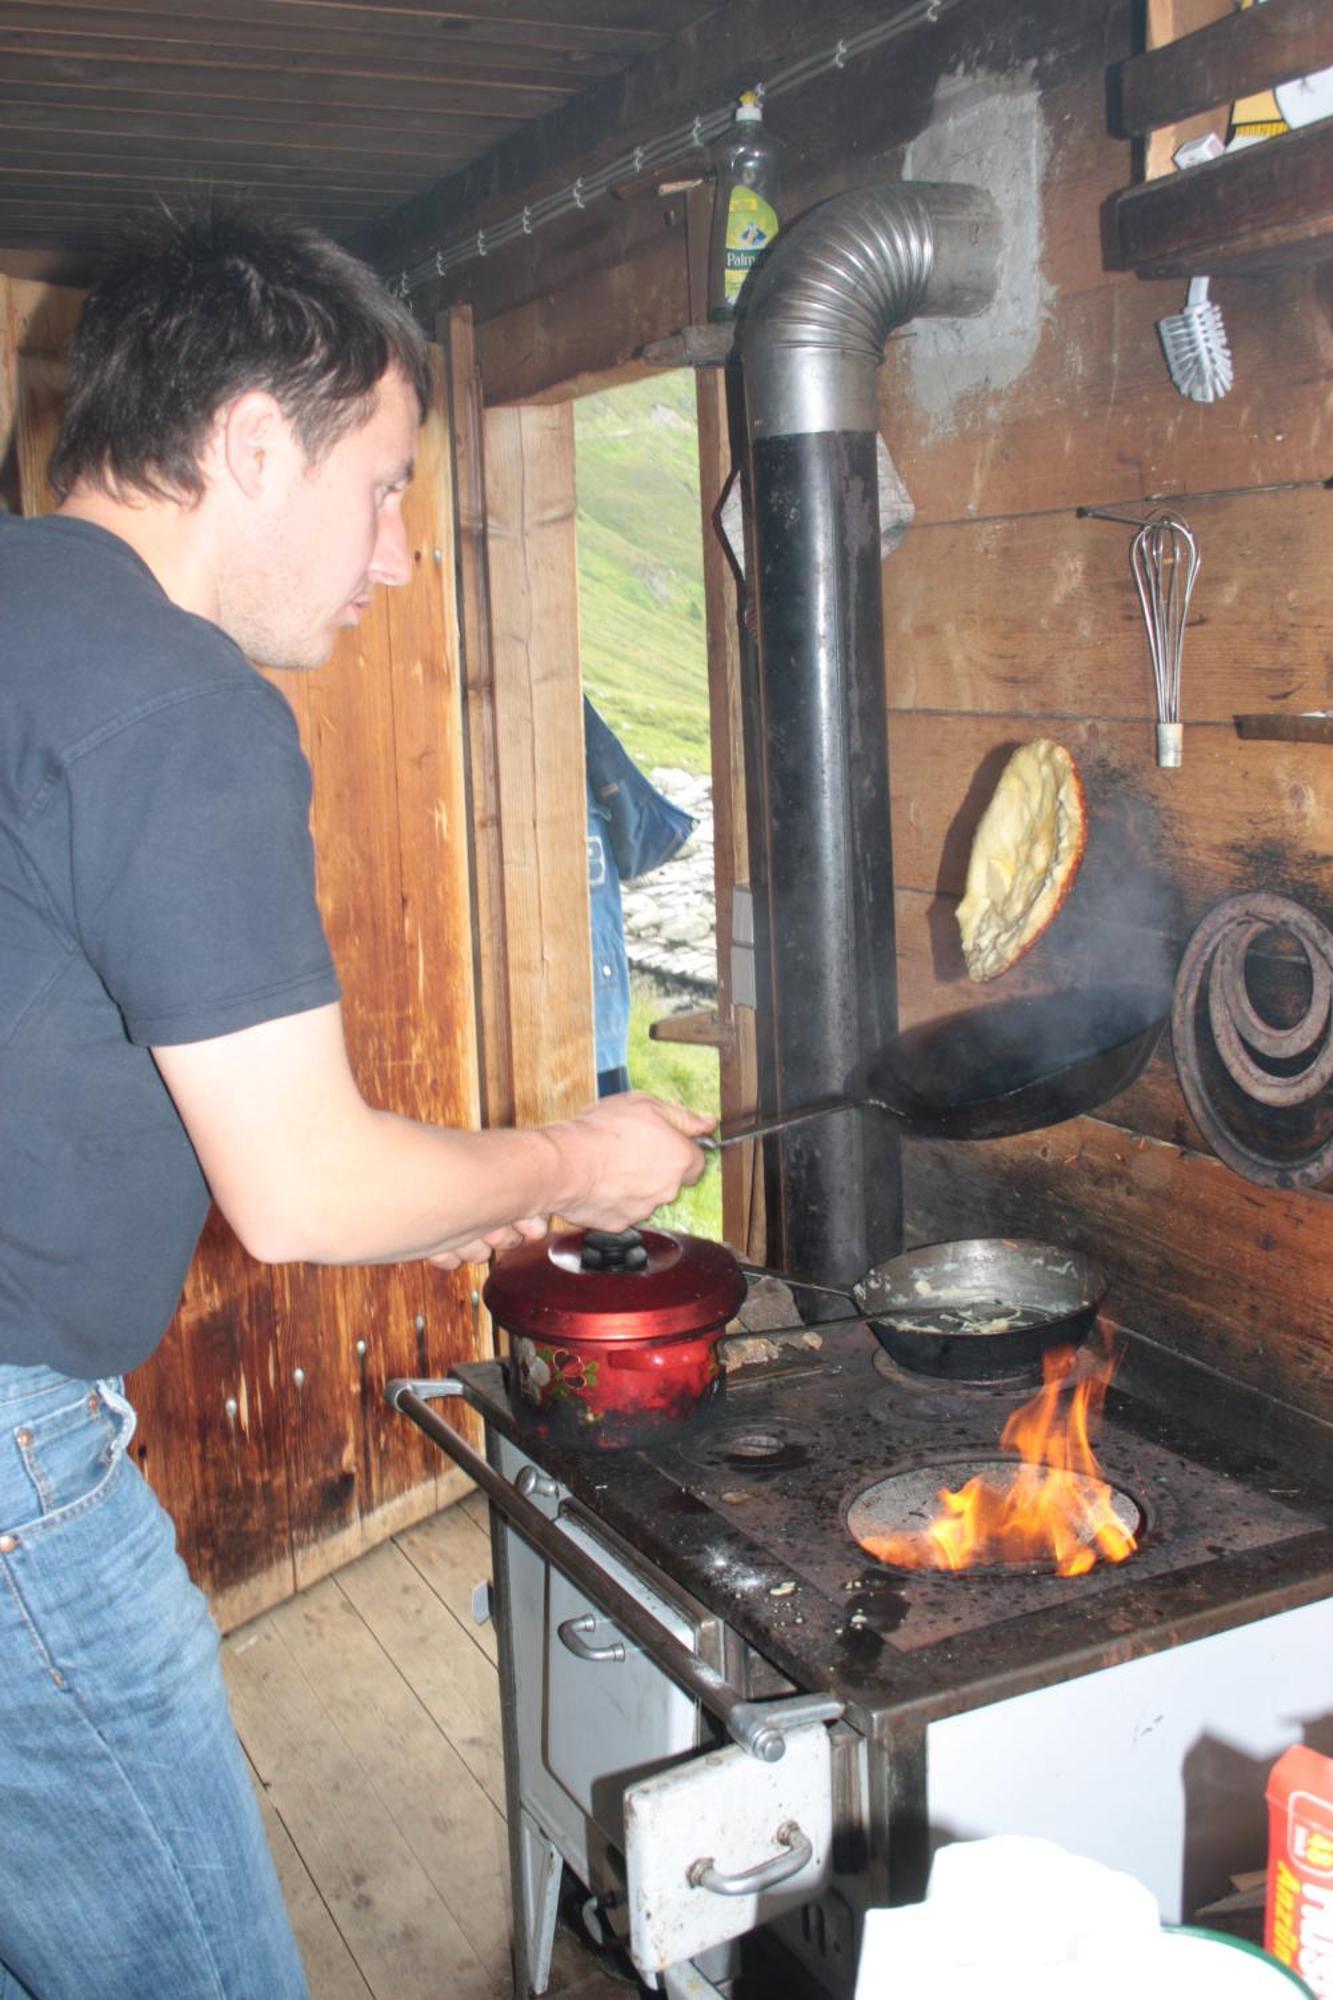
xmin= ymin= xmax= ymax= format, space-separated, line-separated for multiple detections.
xmin=1129 ymin=510 xmax=1200 ymax=769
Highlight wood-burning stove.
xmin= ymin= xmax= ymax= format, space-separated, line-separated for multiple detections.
xmin=390 ymin=1301 xmax=1333 ymax=1997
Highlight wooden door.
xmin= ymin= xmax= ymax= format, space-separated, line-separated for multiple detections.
xmin=442 ymin=304 xmax=596 ymax=1136
xmin=1 ymin=278 xmax=484 ymax=1629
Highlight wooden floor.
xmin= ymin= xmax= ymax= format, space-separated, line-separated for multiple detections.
xmin=222 ymin=1493 xmax=636 ymax=2000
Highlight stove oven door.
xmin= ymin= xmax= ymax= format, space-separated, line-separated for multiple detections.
xmin=543 ymin=1510 xmax=708 ymax=1841
xmin=623 ymin=1721 xmax=834 ymax=1978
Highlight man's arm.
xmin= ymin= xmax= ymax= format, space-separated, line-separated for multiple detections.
xmin=153 ymin=1001 xmax=712 ymax=1268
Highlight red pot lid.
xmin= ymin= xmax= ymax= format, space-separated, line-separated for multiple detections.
xmin=483 ymin=1227 xmax=747 ymax=1344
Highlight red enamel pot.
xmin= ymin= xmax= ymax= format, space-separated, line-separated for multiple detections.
xmin=483 ymin=1226 xmax=747 ymax=1450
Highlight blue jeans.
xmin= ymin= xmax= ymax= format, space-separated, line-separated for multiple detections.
xmin=0 ymin=1366 xmax=308 ymax=2000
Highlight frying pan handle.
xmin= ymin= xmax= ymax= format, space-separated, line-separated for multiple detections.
xmin=701 ymin=1097 xmax=857 ymax=1151
xmin=737 ymin=1261 xmax=858 ymax=1307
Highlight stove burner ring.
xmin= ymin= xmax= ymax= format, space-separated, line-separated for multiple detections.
xmin=727 ymin=1431 xmax=789 ymax=1460
xmin=679 ymin=1419 xmax=813 ymax=1474
xmin=846 ymin=1458 xmax=1143 ymax=1578
xmin=870 ymin=1344 xmax=1042 ymax=1395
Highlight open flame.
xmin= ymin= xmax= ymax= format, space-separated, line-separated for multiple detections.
xmin=863 ymin=1334 xmax=1138 ymax=1578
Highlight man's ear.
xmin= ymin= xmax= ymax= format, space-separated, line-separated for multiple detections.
xmin=208 ymin=390 xmax=292 ymax=502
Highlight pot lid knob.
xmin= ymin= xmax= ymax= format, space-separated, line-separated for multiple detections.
xmin=579 ymin=1227 xmax=650 ymax=1273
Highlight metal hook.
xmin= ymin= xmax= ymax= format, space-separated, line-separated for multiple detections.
xmin=1077 ymin=504 xmax=1161 ymax=528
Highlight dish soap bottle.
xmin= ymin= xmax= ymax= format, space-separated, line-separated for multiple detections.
xmin=707 ymin=91 xmax=782 ymax=322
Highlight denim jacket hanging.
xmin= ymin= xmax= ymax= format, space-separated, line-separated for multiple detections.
xmin=585 ymin=697 xmax=695 ymax=1086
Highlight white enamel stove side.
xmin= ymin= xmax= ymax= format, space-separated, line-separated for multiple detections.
xmin=488 ymin=1433 xmax=835 ymax=1997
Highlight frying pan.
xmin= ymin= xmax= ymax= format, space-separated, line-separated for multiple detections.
xmin=707 ymin=985 xmax=1167 ymax=1151
xmin=740 ymin=1237 xmax=1110 ymax=1381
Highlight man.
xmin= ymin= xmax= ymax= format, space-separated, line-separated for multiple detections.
xmin=0 ymin=207 xmax=711 ymax=2000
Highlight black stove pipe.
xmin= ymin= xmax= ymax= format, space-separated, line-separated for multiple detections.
xmin=739 ymin=182 xmax=999 ymax=1289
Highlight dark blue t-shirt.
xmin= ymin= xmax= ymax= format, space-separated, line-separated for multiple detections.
xmin=0 ymin=514 xmax=340 ymax=1376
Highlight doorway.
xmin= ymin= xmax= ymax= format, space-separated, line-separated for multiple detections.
xmin=574 ymin=369 xmax=721 ymax=1239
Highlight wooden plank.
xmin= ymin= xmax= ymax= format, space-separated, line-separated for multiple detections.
xmin=482 ymin=399 xmax=595 ymax=1125
xmin=254 ymin=342 xmax=485 ymax=1583
xmin=267 ymin=1566 xmax=511 ymax=1991
xmin=360 ymin=0 xmax=934 ymax=277
xmin=902 ymin=1118 xmax=1333 ymax=1422
xmin=252 ymin=1784 xmax=374 ymax=2000
xmin=0 ymin=13 xmax=604 ymax=93
xmin=334 ymin=1538 xmax=509 ymax=1813
xmin=1112 ymin=121 xmax=1333 ymax=276
xmin=129 ymin=1210 xmax=297 ymax=1618
xmin=0 ymin=278 xmax=14 ymax=509
xmin=265 ymin=586 xmax=424 ymax=1577
xmin=223 ymin=1597 xmax=499 ymax=2000
xmin=0 ymin=76 xmax=518 ymax=139
xmin=882 ymin=488 xmax=1333 ymax=724
xmin=0 ymin=166 xmax=397 ymax=203
xmin=3 ymin=270 xmax=82 ymax=356
xmin=475 ymin=206 xmax=690 ymax=406
xmin=0 ymin=49 xmax=569 ymax=119
xmin=1119 ymin=0 xmax=1333 ymax=135
xmin=878 ymin=262 xmax=1331 ymax=528
xmin=889 ymin=882 xmax=1206 ymax=1159
xmin=443 ymin=303 xmax=516 ymax=1135
xmin=1142 ymin=0 xmax=1233 ymax=182
xmin=886 ymin=712 xmax=1333 ymax=924
xmin=696 ymin=365 xmax=764 ymax=1259
xmin=0 ymin=156 xmax=416 ymax=199
xmin=11 ymin=347 xmax=62 ymax=513
xmin=395 ymin=1505 xmax=499 ymax=1665
xmin=0 ymin=119 xmax=480 ymax=174
xmin=379 ymin=340 xmax=490 ymax=1450
xmin=18 ymin=0 xmax=687 ymax=60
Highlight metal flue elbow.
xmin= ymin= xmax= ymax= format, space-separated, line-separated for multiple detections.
xmin=741 ymin=180 xmax=1000 ymax=438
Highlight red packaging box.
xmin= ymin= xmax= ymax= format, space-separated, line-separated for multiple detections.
xmin=1267 ymin=1743 xmax=1333 ymax=1996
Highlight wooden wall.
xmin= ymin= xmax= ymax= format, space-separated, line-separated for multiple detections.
xmin=390 ymin=0 xmax=1333 ymax=1427
xmin=1 ymin=287 xmax=489 ymax=1628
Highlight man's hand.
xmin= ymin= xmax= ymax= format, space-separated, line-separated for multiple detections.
xmin=427 ymin=1216 xmax=548 ymax=1272
xmin=544 ymin=1091 xmax=715 ymax=1232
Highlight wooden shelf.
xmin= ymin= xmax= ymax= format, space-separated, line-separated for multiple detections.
xmin=1110 ymin=118 xmax=1333 ymax=276
xmin=1235 ymin=712 xmax=1333 ymax=743
xmin=1108 ymin=0 xmax=1333 ymax=277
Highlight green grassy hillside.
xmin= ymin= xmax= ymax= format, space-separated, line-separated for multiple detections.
xmin=574 ymin=371 xmax=711 ymax=775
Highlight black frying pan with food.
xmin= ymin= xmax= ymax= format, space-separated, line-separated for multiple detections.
xmin=740 ymin=1237 xmax=1110 ymax=1381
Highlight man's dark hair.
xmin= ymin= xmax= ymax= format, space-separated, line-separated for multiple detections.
xmin=49 ymin=204 xmax=431 ymax=504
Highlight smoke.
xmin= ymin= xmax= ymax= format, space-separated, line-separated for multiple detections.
xmin=929 ymin=746 xmax=1186 ymax=1012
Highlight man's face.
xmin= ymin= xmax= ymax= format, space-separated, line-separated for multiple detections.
xmin=218 ymin=366 xmax=419 ymax=670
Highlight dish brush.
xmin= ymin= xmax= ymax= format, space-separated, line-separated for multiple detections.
xmin=1157 ymin=276 xmax=1233 ymax=404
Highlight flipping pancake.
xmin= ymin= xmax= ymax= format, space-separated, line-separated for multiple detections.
xmin=956 ymin=740 xmax=1088 ymax=982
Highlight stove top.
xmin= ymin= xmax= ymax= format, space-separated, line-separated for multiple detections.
xmin=457 ymin=1320 xmax=1333 ymax=1734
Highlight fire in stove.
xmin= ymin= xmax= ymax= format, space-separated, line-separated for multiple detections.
xmin=850 ymin=1335 xmax=1141 ymax=1577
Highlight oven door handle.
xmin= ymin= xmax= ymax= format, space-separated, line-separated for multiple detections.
xmin=557 ymin=1612 xmax=627 ymax=1664
xmin=386 ymin=1378 xmax=844 ymax=1761
xmin=688 ymin=1820 xmax=813 ymax=1897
